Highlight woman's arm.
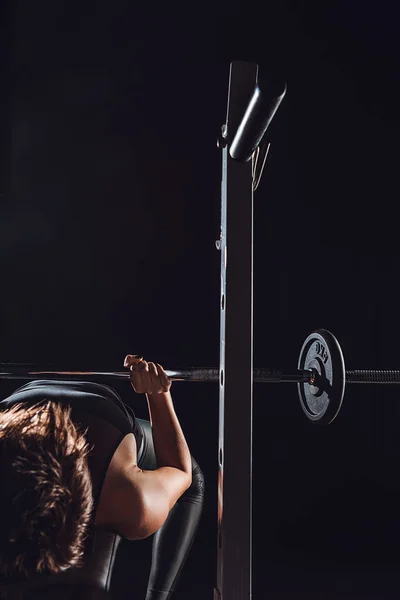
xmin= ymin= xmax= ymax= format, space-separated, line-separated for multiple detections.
xmin=113 ymin=356 xmax=192 ymax=540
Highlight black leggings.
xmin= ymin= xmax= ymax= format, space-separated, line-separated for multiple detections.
xmin=134 ymin=418 xmax=205 ymax=600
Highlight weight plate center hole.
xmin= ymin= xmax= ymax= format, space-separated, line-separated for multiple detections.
xmin=308 ymin=358 xmax=325 ymax=397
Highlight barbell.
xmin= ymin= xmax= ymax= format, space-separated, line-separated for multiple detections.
xmin=1 ymin=329 xmax=400 ymax=425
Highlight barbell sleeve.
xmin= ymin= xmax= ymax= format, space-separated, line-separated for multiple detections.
xmin=345 ymin=370 xmax=400 ymax=384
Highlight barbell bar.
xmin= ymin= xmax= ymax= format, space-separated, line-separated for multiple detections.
xmin=1 ymin=329 xmax=400 ymax=425
xmin=0 ymin=368 xmax=310 ymax=383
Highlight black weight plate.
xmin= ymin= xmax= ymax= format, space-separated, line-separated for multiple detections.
xmin=298 ymin=329 xmax=345 ymax=424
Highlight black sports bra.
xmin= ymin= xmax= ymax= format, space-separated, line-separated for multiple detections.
xmin=0 ymin=380 xmax=136 ymax=435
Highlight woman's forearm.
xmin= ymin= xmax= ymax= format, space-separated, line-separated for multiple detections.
xmin=146 ymin=391 xmax=192 ymax=476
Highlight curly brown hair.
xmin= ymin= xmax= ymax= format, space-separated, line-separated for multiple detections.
xmin=0 ymin=400 xmax=94 ymax=580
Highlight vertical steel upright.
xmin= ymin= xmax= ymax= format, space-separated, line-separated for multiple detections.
xmin=215 ymin=62 xmax=258 ymax=600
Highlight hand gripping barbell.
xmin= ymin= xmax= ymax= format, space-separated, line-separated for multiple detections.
xmin=1 ymin=330 xmax=400 ymax=425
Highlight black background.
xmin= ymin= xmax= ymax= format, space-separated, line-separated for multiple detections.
xmin=2 ymin=2 xmax=400 ymax=598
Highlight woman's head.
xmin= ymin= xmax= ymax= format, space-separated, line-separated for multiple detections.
xmin=0 ymin=401 xmax=93 ymax=579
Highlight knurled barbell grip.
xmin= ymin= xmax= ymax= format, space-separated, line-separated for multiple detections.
xmin=169 ymin=368 xmax=312 ymax=383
